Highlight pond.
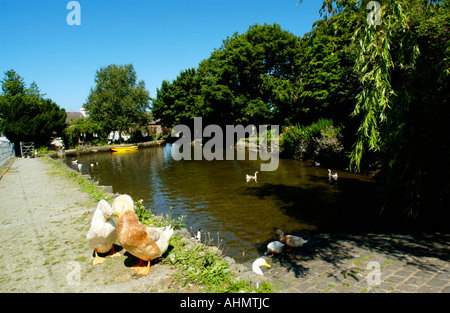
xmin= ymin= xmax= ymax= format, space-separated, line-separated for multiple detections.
xmin=65 ymin=144 xmax=378 ymax=262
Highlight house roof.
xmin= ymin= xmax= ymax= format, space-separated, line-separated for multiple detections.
xmin=66 ymin=111 xmax=83 ymax=124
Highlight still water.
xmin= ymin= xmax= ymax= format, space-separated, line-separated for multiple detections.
xmin=66 ymin=144 xmax=378 ymax=262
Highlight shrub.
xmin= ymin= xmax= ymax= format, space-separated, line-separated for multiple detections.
xmin=312 ymin=125 xmax=344 ymax=155
xmin=280 ymin=124 xmax=309 ymax=157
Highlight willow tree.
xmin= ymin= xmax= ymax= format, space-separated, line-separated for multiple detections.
xmin=350 ymin=0 xmax=449 ymax=227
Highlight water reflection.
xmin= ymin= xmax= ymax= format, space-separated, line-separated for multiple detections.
xmin=66 ymin=144 xmax=377 ymax=262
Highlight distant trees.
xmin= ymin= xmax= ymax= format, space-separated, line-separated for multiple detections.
xmin=0 ymin=70 xmax=67 ymax=154
xmin=83 ymin=64 xmax=151 ymax=142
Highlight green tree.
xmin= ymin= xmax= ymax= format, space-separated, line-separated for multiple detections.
xmin=153 ymin=23 xmax=303 ymax=128
xmin=350 ymin=0 xmax=449 ymax=227
xmin=83 ymin=64 xmax=151 ymax=142
xmin=152 ymin=68 xmax=203 ymax=129
xmin=0 ymin=70 xmax=67 ymax=154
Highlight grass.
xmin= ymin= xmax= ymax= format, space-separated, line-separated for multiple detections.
xmin=41 ymin=156 xmax=110 ymax=202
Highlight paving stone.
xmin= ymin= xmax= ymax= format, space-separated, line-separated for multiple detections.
xmin=426 ymin=278 xmax=447 ymax=287
xmin=385 ymin=275 xmax=407 ymax=284
xmin=394 ymin=269 xmax=416 ymax=277
xmin=395 ymin=284 xmax=417 ymax=292
xmin=417 ymin=285 xmax=442 ymax=293
xmin=254 ymin=233 xmax=450 ymax=294
xmin=404 ymin=276 xmax=427 ymax=286
xmin=413 ymin=271 xmax=436 ymax=279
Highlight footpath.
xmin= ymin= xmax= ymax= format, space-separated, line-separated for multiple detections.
xmin=0 ymin=157 xmax=449 ymax=293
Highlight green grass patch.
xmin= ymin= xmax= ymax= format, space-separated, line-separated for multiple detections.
xmin=41 ymin=156 xmax=110 ymax=201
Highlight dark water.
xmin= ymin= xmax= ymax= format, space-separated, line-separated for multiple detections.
xmin=66 ymin=144 xmax=378 ymax=262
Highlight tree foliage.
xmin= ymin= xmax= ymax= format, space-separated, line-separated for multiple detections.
xmin=83 ymin=64 xmax=151 ymax=142
xmin=0 ymin=70 xmax=67 ymax=152
xmin=153 ymin=23 xmax=303 ymax=128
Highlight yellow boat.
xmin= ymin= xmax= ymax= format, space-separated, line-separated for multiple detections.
xmin=110 ymin=146 xmax=138 ymax=153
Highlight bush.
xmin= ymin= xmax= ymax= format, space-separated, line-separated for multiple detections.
xmin=280 ymin=124 xmax=309 ymax=157
xmin=280 ymin=119 xmax=345 ymax=165
xmin=312 ymin=125 xmax=344 ymax=154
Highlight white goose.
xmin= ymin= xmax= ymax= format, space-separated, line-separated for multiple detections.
xmin=246 ymin=171 xmax=259 ymax=183
xmin=328 ymin=169 xmax=338 ymax=182
xmin=86 ymin=200 xmax=120 ymax=265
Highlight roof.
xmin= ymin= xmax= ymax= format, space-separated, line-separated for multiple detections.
xmin=66 ymin=111 xmax=83 ymax=124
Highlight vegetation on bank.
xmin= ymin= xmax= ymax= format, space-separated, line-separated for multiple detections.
xmin=41 ymin=156 xmax=110 ymax=202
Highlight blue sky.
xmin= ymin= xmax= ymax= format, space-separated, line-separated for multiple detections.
xmin=0 ymin=0 xmax=323 ymax=112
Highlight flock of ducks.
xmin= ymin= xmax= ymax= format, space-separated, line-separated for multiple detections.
xmin=86 ymin=194 xmax=174 ymax=275
xmin=251 ymin=229 xmax=309 ymax=277
xmin=72 ymin=159 xmax=98 ymax=171
xmin=86 ymin=194 xmax=308 ymax=278
xmin=246 ymin=168 xmax=338 ymax=184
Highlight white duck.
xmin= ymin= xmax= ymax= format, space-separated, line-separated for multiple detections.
xmin=252 ymin=258 xmax=271 ymax=276
xmin=191 ymin=228 xmax=203 ymax=241
xmin=86 ymin=200 xmax=120 ymax=265
xmin=113 ymin=194 xmax=174 ymax=275
xmin=246 ymin=171 xmax=259 ymax=183
xmin=328 ymin=169 xmax=338 ymax=182
xmin=265 ymin=241 xmax=285 ymax=257
xmin=276 ymin=230 xmax=308 ymax=251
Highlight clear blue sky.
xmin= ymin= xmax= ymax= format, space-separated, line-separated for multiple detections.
xmin=0 ymin=0 xmax=323 ymax=112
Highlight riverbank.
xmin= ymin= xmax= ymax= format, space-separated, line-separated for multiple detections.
xmin=45 ymin=139 xmax=166 ymax=158
xmin=0 ymin=157 xmax=449 ymax=293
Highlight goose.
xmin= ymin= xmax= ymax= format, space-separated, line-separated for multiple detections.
xmin=77 ymin=163 xmax=83 ymax=171
xmin=113 ymin=194 xmax=174 ymax=275
xmin=265 ymin=241 xmax=284 ymax=257
xmin=86 ymin=200 xmax=120 ymax=265
xmin=252 ymin=258 xmax=271 ymax=276
xmin=246 ymin=171 xmax=259 ymax=183
xmin=328 ymin=169 xmax=338 ymax=182
xmin=71 ymin=159 xmax=78 ymax=165
xmin=276 ymin=230 xmax=308 ymax=250
xmin=314 ymin=162 xmax=321 ymax=167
